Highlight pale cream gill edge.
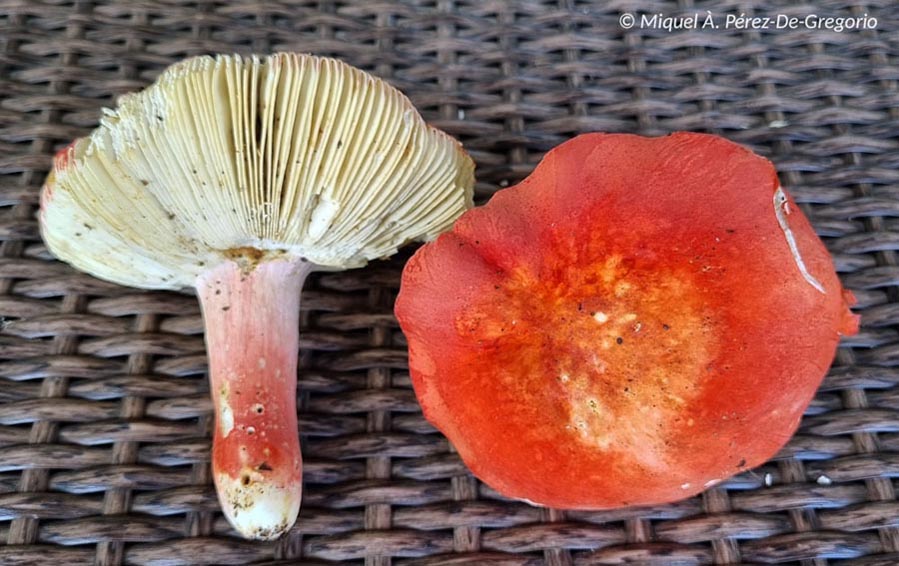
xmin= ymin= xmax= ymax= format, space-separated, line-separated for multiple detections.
xmin=43 ymin=53 xmax=475 ymax=289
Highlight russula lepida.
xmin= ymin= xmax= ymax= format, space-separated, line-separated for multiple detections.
xmin=40 ymin=53 xmax=474 ymax=539
xmin=395 ymin=132 xmax=858 ymax=509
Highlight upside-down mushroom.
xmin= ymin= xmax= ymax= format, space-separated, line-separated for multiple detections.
xmin=395 ymin=132 xmax=858 ymax=509
xmin=40 ymin=53 xmax=474 ymax=539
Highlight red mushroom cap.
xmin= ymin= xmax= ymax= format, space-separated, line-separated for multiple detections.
xmin=395 ymin=132 xmax=859 ymax=508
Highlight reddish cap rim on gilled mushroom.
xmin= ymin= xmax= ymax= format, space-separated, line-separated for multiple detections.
xmin=40 ymin=53 xmax=474 ymax=539
xmin=395 ymin=132 xmax=858 ymax=509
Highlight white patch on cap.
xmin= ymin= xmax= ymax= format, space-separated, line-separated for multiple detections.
xmin=773 ymin=187 xmax=825 ymax=294
xmin=307 ymin=196 xmax=339 ymax=240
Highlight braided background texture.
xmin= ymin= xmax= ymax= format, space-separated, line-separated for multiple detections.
xmin=1 ymin=1 xmax=898 ymax=564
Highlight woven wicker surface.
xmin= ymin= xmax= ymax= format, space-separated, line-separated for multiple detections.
xmin=1 ymin=0 xmax=898 ymax=564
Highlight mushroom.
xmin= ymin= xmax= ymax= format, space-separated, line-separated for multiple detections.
xmin=40 ymin=53 xmax=474 ymax=539
xmin=395 ymin=132 xmax=858 ymax=509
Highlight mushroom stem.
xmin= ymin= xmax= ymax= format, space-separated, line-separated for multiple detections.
xmin=196 ymin=257 xmax=312 ymax=540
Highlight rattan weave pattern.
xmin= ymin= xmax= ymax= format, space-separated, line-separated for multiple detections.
xmin=1 ymin=0 xmax=898 ymax=564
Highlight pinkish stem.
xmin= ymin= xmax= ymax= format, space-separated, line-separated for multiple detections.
xmin=196 ymin=257 xmax=312 ymax=540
